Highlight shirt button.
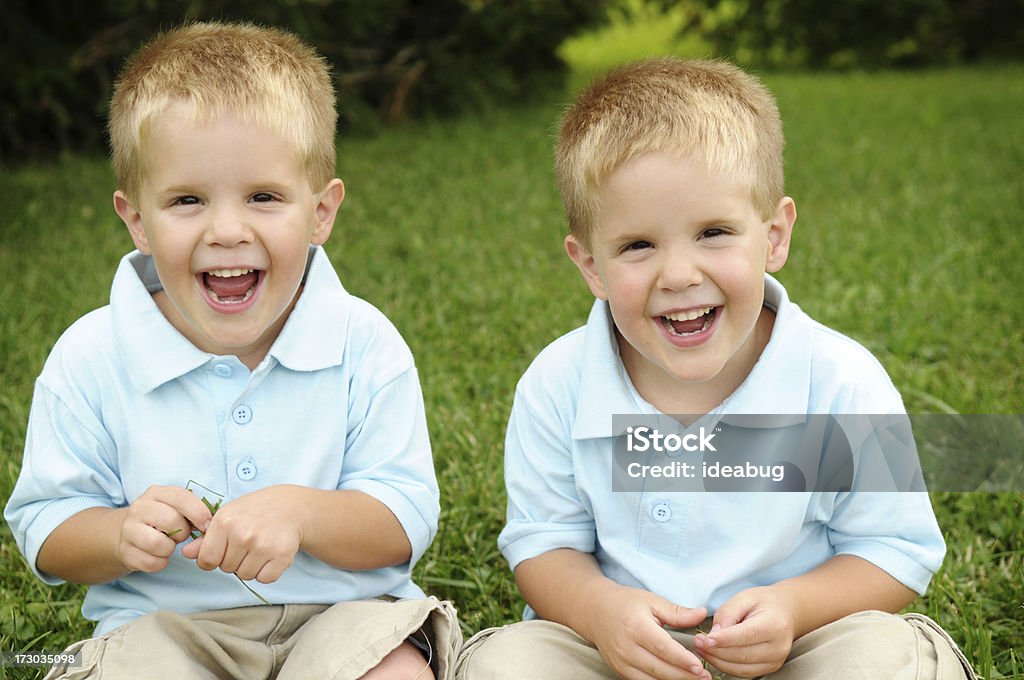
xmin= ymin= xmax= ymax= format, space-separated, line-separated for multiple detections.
xmin=213 ymin=363 xmax=233 ymax=378
xmin=651 ymin=502 xmax=672 ymax=523
xmin=236 ymin=457 xmax=257 ymax=481
xmin=232 ymin=404 xmax=252 ymax=425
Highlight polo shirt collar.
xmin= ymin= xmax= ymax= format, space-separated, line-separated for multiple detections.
xmin=112 ymin=246 xmax=349 ymax=393
xmin=572 ymin=300 xmax=641 ymax=439
xmin=717 ymin=275 xmax=812 ymax=423
xmin=268 ymin=246 xmax=350 ymax=372
xmin=571 ymin=274 xmax=812 ymax=440
xmin=111 ymin=251 xmax=210 ymax=394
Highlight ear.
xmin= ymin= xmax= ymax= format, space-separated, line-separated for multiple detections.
xmin=765 ymin=196 xmax=796 ymax=273
xmin=565 ymin=234 xmax=608 ymax=301
xmin=311 ymin=178 xmax=345 ymax=246
xmin=114 ymin=190 xmax=150 ymax=254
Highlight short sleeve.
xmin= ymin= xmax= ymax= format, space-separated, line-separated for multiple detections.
xmin=336 ymin=315 xmax=439 ymax=567
xmin=4 ymin=379 xmax=123 ymax=584
xmin=824 ymin=416 xmax=945 ymax=594
xmin=826 ymin=490 xmax=945 ymax=593
xmin=498 ymin=382 xmax=596 ymax=571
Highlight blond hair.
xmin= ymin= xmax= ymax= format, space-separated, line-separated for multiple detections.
xmin=556 ymin=58 xmax=784 ymax=248
xmin=109 ymin=21 xmax=337 ymax=202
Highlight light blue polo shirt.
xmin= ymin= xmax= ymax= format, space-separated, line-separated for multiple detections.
xmin=5 ymin=247 xmax=439 ymax=635
xmin=499 ymin=275 xmax=945 ymax=618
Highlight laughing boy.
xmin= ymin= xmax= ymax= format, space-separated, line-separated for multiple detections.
xmin=455 ymin=58 xmax=975 ymax=680
xmin=6 ymin=22 xmax=457 ymax=679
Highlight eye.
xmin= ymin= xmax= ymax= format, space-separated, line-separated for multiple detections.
xmin=700 ymin=227 xmax=729 ymax=239
xmin=172 ymin=195 xmax=200 ymax=206
xmin=622 ymin=240 xmax=653 ymax=252
xmin=251 ymin=192 xmax=277 ymax=203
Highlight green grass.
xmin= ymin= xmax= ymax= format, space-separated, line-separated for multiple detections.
xmin=1 ymin=59 xmax=1022 ymax=680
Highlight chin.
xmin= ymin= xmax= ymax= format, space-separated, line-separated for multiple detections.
xmin=662 ymin=361 xmax=726 ymax=387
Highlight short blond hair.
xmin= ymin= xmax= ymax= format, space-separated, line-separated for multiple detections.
xmin=556 ymin=58 xmax=784 ymax=248
xmin=109 ymin=21 xmax=337 ymax=202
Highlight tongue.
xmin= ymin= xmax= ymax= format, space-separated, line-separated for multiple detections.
xmin=205 ymin=272 xmax=258 ymax=298
xmin=670 ymin=314 xmax=708 ymax=334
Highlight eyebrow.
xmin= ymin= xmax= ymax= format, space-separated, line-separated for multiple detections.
xmin=245 ymin=180 xmax=297 ymax=192
xmin=607 ymin=231 xmax=651 ymax=245
xmin=693 ymin=215 xmax=748 ymax=228
xmin=153 ymin=180 xmax=298 ymax=196
xmin=605 ymin=216 xmax=744 ymax=241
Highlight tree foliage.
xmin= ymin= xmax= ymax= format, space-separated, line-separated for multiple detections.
xmin=675 ymin=0 xmax=1024 ymax=69
xmin=1 ymin=0 xmax=609 ymax=162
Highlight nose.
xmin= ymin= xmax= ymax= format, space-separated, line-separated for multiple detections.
xmin=657 ymin=249 xmax=702 ymax=291
xmin=203 ymin=205 xmax=254 ymax=247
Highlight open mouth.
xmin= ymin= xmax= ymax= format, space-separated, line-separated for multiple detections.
xmin=200 ymin=268 xmax=262 ymax=305
xmin=660 ymin=306 xmax=718 ymax=337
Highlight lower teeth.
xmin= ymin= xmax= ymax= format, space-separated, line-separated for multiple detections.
xmin=664 ymin=310 xmax=714 ymax=336
xmin=208 ymin=287 xmax=255 ymax=304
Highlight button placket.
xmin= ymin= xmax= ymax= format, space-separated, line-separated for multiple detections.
xmin=637 ymin=494 xmax=683 ymax=558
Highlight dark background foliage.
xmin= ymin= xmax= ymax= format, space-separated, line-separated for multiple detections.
xmin=0 ymin=0 xmax=609 ymax=162
xmin=2 ymin=0 xmax=1022 ymax=163
xmin=672 ymin=0 xmax=1024 ymax=69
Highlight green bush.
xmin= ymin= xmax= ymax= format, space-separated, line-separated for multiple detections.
xmin=0 ymin=0 xmax=608 ymax=162
xmin=673 ymin=0 xmax=1024 ymax=69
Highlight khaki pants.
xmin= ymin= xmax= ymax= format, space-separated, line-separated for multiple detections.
xmin=46 ymin=597 xmax=460 ymax=680
xmin=455 ymin=610 xmax=976 ymax=680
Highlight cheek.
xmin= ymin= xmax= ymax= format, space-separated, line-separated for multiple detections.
xmin=606 ymin=285 xmax=647 ymax=327
xmin=606 ymin=270 xmax=650 ymax=303
xmin=713 ymin=253 xmax=764 ymax=291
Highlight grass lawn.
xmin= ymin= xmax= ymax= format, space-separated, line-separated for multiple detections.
xmin=1 ymin=48 xmax=1022 ymax=680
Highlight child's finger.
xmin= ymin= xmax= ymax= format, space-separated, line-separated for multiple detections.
xmin=141 ymin=485 xmax=213 ymax=533
xmin=708 ymin=596 xmax=753 ymax=632
xmin=120 ymin=525 xmax=174 ymax=571
xmin=654 ymin=600 xmax=708 ymax=631
xmin=122 ymin=515 xmax=175 ymax=556
xmin=219 ymin=543 xmax=248 ymax=577
xmin=180 ymin=534 xmax=203 ymax=560
xmin=638 ymin=627 xmax=707 ymax=678
xmin=120 ymin=544 xmax=170 ymax=573
xmin=159 ymin=515 xmax=197 ymax=544
xmin=234 ymin=553 xmax=268 ymax=582
xmin=194 ymin=527 xmax=228 ymax=571
xmin=697 ymin=644 xmax=782 ymax=679
xmin=622 ymin=643 xmax=710 ymax=680
xmin=697 ymin=637 xmax=775 ymax=663
xmin=255 ymin=558 xmax=287 ymax=585
xmin=701 ymin=616 xmax=766 ymax=650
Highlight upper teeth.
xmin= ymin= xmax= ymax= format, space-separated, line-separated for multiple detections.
xmin=663 ymin=307 xmax=712 ymax=321
xmin=208 ymin=268 xmax=254 ymax=277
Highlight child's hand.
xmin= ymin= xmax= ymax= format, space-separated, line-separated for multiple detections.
xmin=181 ymin=485 xmax=303 ymax=584
xmin=588 ymin=584 xmax=712 ymax=680
xmin=119 ymin=485 xmax=213 ymax=573
xmin=693 ymin=586 xmax=796 ymax=678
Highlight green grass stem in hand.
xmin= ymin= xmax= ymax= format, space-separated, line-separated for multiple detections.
xmin=162 ymin=481 xmax=270 ymax=605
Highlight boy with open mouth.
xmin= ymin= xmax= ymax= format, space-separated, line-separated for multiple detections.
xmin=456 ymin=58 xmax=976 ymax=680
xmin=6 ymin=21 xmax=458 ymax=680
